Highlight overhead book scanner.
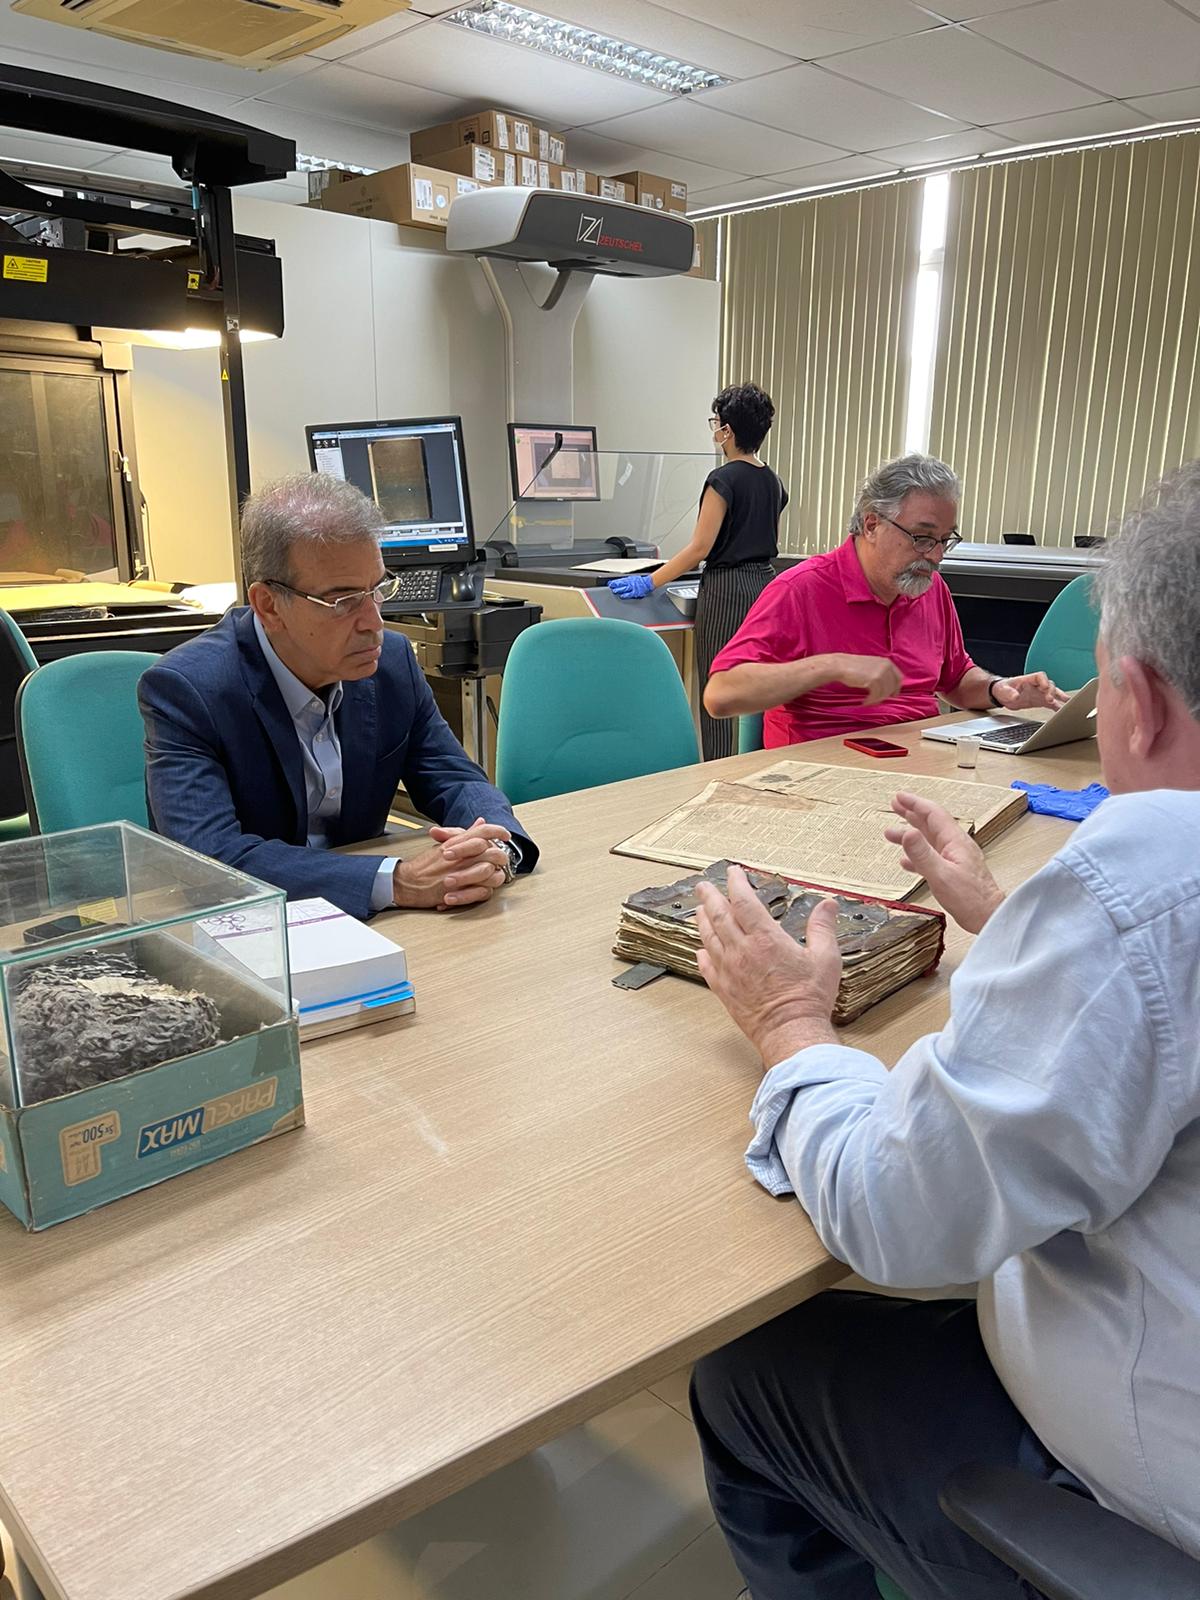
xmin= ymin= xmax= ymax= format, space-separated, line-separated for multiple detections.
xmin=446 ymin=187 xmax=695 ymax=279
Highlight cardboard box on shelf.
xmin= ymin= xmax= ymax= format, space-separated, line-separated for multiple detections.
xmin=537 ymin=127 xmax=567 ymax=164
xmin=410 ymin=109 xmax=534 ymax=161
xmin=415 ymin=144 xmax=508 ymax=185
xmin=596 ymin=175 xmax=632 ymax=203
xmin=310 ymin=162 xmax=489 ymax=231
xmin=616 ymin=170 xmax=688 ymax=213
xmin=306 ymin=167 xmax=368 ymax=203
xmin=555 ymin=166 xmax=591 ymax=193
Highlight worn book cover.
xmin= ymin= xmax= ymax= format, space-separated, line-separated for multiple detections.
xmin=614 ymin=860 xmax=946 ymax=1025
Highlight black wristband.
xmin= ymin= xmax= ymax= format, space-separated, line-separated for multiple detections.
xmin=987 ymin=677 xmax=1007 ymax=707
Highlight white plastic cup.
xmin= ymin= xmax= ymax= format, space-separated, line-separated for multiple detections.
xmin=956 ymin=736 xmax=981 ymax=770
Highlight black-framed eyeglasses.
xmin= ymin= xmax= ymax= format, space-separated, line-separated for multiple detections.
xmin=708 ymin=415 xmax=725 ymax=431
xmin=883 ymin=516 xmax=962 ymax=556
xmin=266 ymin=574 xmax=401 ymax=618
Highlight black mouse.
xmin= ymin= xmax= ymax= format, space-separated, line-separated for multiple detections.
xmin=450 ymin=571 xmax=475 ymax=603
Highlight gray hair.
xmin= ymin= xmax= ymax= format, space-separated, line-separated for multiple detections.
xmin=850 ymin=453 xmax=963 ymax=534
xmin=1096 ymin=460 xmax=1200 ymax=717
xmin=241 ymin=473 xmax=384 ymax=587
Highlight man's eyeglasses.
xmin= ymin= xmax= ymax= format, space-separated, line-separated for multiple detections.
xmin=708 ymin=415 xmax=724 ymax=431
xmin=266 ymin=574 xmax=401 ymax=618
xmin=883 ymin=516 xmax=962 ymax=556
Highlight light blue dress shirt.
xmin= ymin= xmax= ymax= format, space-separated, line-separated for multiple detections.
xmin=253 ymin=616 xmax=398 ymax=911
xmin=747 ymin=788 xmax=1200 ymax=1559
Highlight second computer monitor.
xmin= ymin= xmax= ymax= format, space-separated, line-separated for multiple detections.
xmin=508 ymin=423 xmax=599 ymax=502
xmin=306 ymin=415 xmax=475 ymax=565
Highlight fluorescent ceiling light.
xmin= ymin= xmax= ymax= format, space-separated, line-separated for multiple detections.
xmin=93 ymin=327 xmax=278 ymax=350
xmin=443 ymin=0 xmax=730 ymax=94
xmin=297 ymin=153 xmax=376 ymax=175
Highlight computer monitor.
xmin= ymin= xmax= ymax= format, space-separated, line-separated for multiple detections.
xmin=305 ymin=415 xmax=475 ymax=566
xmin=507 ymin=422 xmax=599 ymax=501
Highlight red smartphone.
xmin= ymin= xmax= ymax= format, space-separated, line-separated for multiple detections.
xmin=843 ymin=736 xmax=908 ymax=758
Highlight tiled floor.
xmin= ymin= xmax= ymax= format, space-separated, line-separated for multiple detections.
xmin=262 ymin=1383 xmax=743 ymax=1600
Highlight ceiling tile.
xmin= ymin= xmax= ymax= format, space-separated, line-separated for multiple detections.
xmin=0 ymin=130 xmax=121 ymax=170
xmin=915 ymin=0 xmax=1066 ymax=15
xmin=0 ymin=8 xmax=322 ymax=96
xmin=557 ymin=127 xmax=746 ymax=187
xmin=819 ymin=26 xmax=1101 ymax=122
xmin=972 ymin=0 xmax=1200 ymax=99
xmin=1124 ymin=85 xmax=1200 ymax=121
xmin=236 ymin=179 xmax=311 ymax=206
xmin=866 ymin=126 xmax=1015 ymax=165
xmin=350 ymin=21 xmax=673 ymax=123
xmin=253 ymin=62 xmax=461 ymax=133
xmin=581 ymin=99 xmax=847 ymax=173
xmin=688 ymin=175 xmax=805 ymax=205
xmin=761 ymin=153 xmax=906 ymax=185
xmin=407 ymin=0 xmax=476 ymax=11
xmin=696 ymin=60 xmax=965 ymax=147
xmin=652 ymin=0 xmax=940 ymax=58
xmin=530 ymin=0 xmax=799 ymax=79
xmin=990 ymin=102 xmax=1154 ymax=143
xmin=311 ymin=11 xmax=427 ymax=61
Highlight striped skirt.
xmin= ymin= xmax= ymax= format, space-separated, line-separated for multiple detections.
xmin=694 ymin=562 xmax=775 ymax=762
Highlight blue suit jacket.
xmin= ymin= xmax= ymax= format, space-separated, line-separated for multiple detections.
xmin=139 ymin=607 xmax=537 ymax=919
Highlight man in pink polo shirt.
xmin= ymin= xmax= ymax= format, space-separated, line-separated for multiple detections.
xmin=705 ymin=453 xmax=1067 ymax=748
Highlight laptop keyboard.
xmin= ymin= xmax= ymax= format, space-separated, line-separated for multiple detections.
xmin=388 ymin=568 xmax=441 ymax=606
xmin=983 ymin=722 xmax=1039 ymax=746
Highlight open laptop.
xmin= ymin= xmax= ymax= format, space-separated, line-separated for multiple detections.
xmin=921 ymin=677 xmax=1099 ymax=754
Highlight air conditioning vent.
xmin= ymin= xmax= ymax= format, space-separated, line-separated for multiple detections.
xmin=11 ymin=0 xmax=410 ymax=67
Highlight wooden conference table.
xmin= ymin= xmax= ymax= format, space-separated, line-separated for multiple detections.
xmin=0 ymin=718 xmax=1103 ymax=1600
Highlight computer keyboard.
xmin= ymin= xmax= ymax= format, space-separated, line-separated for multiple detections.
xmin=388 ymin=568 xmax=441 ymax=606
xmin=983 ymin=721 xmax=1038 ymax=746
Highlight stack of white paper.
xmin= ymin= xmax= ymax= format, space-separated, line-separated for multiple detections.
xmin=196 ymin=898 xmax=414 ymax=1040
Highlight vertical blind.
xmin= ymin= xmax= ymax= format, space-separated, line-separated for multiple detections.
xmin=719 ymin=180 xmax=923 ymax=554
xmin=929 ymin=132 xmax=1200 ymax=545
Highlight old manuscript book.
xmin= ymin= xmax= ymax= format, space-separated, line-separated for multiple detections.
xmin=614 ymin=861 xmax=946 ymax=1025
xmin=612 ymin=759 xmax=1027 ymax=901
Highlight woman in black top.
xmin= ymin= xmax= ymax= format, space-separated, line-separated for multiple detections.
xmin=609 ymin=382 xmax=788 ymax=760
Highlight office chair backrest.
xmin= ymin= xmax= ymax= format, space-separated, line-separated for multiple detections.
xmin=1025 ymin=574 xmax=1099 ymax=691
xmin=495 ymin=617 xmax=699 ymax=805
xmin=0 ymin=608 xmax=38 ymax=820
xmin=18 ymin=650 xmax=161 ymax=833
xmin=737 ymin=712 xmax=764 ymax=754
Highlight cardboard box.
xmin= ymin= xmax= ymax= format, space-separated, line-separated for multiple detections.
xmin=596 ymin=175 xmax=633 ymax=203
xmin=555 ymin=165 xmax=591 ymax=193
xmin=410 ymin=109 xmax=535 ymax=160
xmin=306 ymin=167 xmax=367 ymax=203
xmin=312 ymin=162 xmax=492 ymax=229
xmin=412 ymin=144 xmax=506 ymax=186
xmin=537 ymin=126 xmax=567 ymax=165
xmin=616 ymin=170 xmax=688 ymax=214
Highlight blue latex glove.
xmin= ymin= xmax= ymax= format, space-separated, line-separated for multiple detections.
xmin=608 ymin=574 xmax=655 ymax=600
xmin=1011 ymin=780 xmax=1109 ymax=821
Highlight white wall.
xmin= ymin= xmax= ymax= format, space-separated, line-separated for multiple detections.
xmin=131 ymin=198 xmax=720 ymax=583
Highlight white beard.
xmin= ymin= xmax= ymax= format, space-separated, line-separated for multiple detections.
xmin=896 ymin=561 xmax=935 ymax=597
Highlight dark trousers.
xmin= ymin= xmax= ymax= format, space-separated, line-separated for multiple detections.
xmin=691 ymin=1291 xmax=1088 ymax=1600
xmin=694 ymin=563 xmax=775 ymax=762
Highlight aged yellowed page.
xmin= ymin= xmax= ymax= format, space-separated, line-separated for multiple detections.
xmin=612 ymin=763 xmax=1027 ymax=897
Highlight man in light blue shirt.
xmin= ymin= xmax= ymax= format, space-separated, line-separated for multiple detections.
xmin=688 ymin=462 xmax=1200 ymax=1598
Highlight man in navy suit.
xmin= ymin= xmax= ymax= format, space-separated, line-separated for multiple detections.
xmin=139 ymin=473 xmax=537 ymax=920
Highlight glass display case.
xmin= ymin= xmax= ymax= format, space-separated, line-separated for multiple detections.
xmin=0 ymin=821 xmax=292 ymax=1110
xmin=489 ymin=446 xmax=716 ymax=561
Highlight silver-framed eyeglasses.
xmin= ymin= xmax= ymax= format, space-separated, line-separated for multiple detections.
xmin=884 ymin=516 xmax=962 ymax=556
xmin=266 ymin=574 xmax=401 ymax=618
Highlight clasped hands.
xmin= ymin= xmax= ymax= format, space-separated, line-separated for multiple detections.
xmin=392 ymin=817 xmax=513 ymax=911
xmin=696 ymin=792 xmax=1003 ymax=1067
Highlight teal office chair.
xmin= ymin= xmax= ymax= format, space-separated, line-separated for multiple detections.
xmin=0 ymin=607 xmax=39 ymax=841
xmin=1024 ymin=574 xmax=1098 ymax=690
xmin=495 ymin=617 xmax=699 ymax=805
xmin=17 ymin=651 xmax=160 ymax=832
xmin=737 ymin=712 xmax=764 ymax=754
